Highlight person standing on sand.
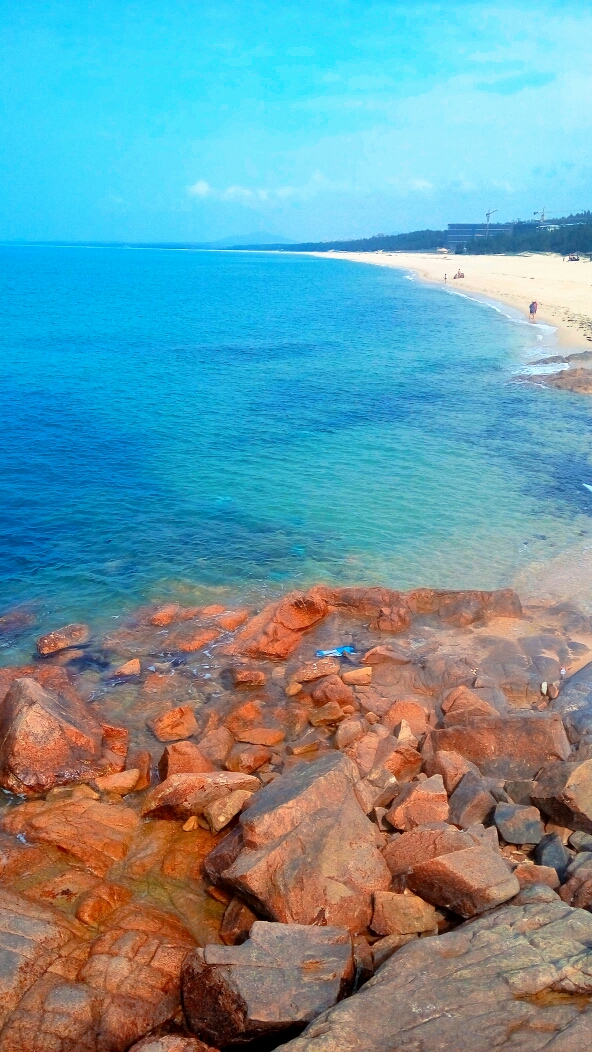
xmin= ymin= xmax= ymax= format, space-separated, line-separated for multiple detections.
xmin=529 ymin=300 xmax=538 ymax=322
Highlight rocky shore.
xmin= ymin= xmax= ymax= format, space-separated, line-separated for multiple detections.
xmin=2 ymin=583 xmax=592 ymax=1050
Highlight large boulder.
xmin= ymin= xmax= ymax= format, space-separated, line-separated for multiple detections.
xmin=182 ymin=921 xmax=354 ymax=1047
xmin=274 ymin=900 xmax=592 ymax=1052
xmin=532 ymin=758 xmax=592 ymax=833
xmin=428 ymin=712 xmax=570 ymax=778
xmin=226 ymin=589 xmax=329 ymax=660
xmin=0 ymin=677 xmax=107 ymax=795
xmin=551 ymin=660 xmax=592 ymax=741
xmin=406 ymin=845 xmax=519 ymax=918
xmin=0 ymin=888 xmax=195 ymax=1052
xmin=215 ymin=753 xmax=391 ymax=932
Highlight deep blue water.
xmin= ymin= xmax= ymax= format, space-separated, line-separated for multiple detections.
xmin=1 ymin=246 xmax=592 ymax=654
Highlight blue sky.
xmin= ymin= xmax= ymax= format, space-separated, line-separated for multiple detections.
xmin=1 ymin=0 xmax=590 ymax=242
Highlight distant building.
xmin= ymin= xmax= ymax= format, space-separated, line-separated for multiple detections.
xmin=447 ymin=222 xmax=514 ymax=248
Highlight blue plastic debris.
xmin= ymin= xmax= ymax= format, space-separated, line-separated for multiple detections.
xmin=315 ymin=646 xmax=356 ymax=658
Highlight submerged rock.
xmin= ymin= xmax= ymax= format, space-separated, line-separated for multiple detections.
xmin=182 ymin=921 xmax=354 ymax=1048
xmin=36 ymin=623 xmax=91 ymax=655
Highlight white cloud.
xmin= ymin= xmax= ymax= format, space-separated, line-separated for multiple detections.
xmin=409 ymin=179 xmax=433 ymax=191
xmin=187 ymin=171 xmax=352 ymax=206
xmin=188 ymin=179 xmax=212 ymax=197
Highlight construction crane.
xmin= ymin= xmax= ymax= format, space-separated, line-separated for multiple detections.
xmin=534 ymin=208 xmax=546 ymax=224
xmin=485 ymin=209 xmax=497 ymax=237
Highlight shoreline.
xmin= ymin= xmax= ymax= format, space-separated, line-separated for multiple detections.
xmin=306 ymin=249 xmax=592 ymax=357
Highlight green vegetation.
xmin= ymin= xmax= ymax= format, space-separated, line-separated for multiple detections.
xmin=235 ymin=229 xmax=448 ymax=252
xmin=456 ymin=216 xmax=592 ymax=255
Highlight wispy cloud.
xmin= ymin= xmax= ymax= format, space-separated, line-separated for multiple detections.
xmin=476 ymin=71 xmax=555 ymax=95
xmin=187 ymin=172 xmax=352 ymax=204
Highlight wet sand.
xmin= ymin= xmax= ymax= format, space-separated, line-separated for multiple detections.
xmin=310 ymin=250 xmax=592 ymax=353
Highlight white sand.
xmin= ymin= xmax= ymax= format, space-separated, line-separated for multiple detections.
xmin=310 ymin=250 xmax=592 ymax=352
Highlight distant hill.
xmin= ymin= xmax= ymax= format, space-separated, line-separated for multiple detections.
xmin=211 ymin=231 xmax=290 ymax=247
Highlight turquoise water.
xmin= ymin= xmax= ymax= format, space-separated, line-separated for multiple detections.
xmin=1 ymin=246 xmax=592 ymax=655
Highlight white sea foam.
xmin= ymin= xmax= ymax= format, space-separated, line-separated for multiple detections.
xmin=513 ymin=362 xmax=570 ymax=376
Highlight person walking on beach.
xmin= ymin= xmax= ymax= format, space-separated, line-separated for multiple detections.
xmin=529 ymin=300 xmax=538 ymax=322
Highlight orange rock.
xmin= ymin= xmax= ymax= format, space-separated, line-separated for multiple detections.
xmin=342 ymin=667 xmax=372 ymax=686
xmin=311 ymin=675 xmax=355 ymax=708
xmin=383 ymin=825 xmax=475 ymax=876
xmin=224 ymin=699 xmax=263 ymax=736
xmin=100 ymin=723 xmax=129 ymax=771
xmin=235 ymin=726 xmax=285 ymax=747
xmin=127 ymin=749 xmax=152 ymax=790
xmin=200 ymin=604 xmax=227 ymax=617
xmin=130 ymin=1038 xmax=217 ymax=1052
xmin=36 ymin=623 xmax=91 ymax=656
xmin=141 ymin=771 xmax=260 ymax=818
xmin=425 ymin=748 xmax=479 ymax=793
xmin=149 ymin=603 xmax=200 ymax=626
xmin=513 ymin=862 xmax=560 ymax=889
xmin=225 ymin=743 xmax=272 ymax=773
xmin=199 ymin=726 xmax=234 ymax=765
xmin=75 ymin=881 xmax=132 ymax=926
xmin=158 ymin=741 xmax=216 ymax=779
xmin=380 ymin=742 xmax=423 ymax=781
xmin=143 ymin=672 xmax=174 ymax=694
xmin=386 ymin=776 xmax=449 ymax=831
xmin=293 ymin=658 xmax=341 ymax=682
xmin=150 ymin=603 xmax=182 ymax=626
xmin=222 ymin=753 xmax=391 ymax=931
xmin=94 ymin=769 xmax=140 ymax=794
xmin=0 ymin=663 xmax=81 ymax=707
xmin=113 ymin=657 xmax=141 ymax=676
xmin=2 ymin=796 xmax=140 ymax=877
xmin=232 ymin=668 xmax=266 ymax=688
xmin=0 ymin=677 xmax=104 ymax=796
xmin=148 ymin=705 xmax=199 ymax=742
xmin=170 ymin=626 xmax=220 ymax=653
xmin=382 ymin=700 xmax=428 ymax=737
xmin=203 ymin=789 xmax=253 ymax=833
xmin=227 ymin=589 xmax=329 ymax=660
xmin=217 ymin=609 xmax=249 ymax=631
xmin=430 ymin=712 xmax=571 ymax=778
xmin=371 ymin=890 xmax=437 ymax=936
xmin=407 ymin=845 xmax=519 ymax=917
xmin=442 ymin=685 xmax=499 ymax=725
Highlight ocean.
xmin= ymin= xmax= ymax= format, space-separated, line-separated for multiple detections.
xmin=1 ymin=245 xmax=592 ymax=661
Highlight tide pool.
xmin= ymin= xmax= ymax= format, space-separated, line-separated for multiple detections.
xmin=1 ymin=246 xmax=592 ymax=657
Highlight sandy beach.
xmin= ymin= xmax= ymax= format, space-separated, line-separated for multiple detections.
xmin=312 ymin=250 xmax=592 ymax=353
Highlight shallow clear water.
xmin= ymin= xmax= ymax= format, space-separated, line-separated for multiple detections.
xmin=1 ymin=246 xmax=592 ymax=656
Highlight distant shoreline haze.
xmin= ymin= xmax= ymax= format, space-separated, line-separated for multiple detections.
xmin=2 ymin=211 xmax=590 ymax=255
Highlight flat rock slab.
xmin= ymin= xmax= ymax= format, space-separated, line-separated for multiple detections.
xmin=0 ymin=888 xmax=195 ymax=1052
xmin=274 ymin=901 xmax=592 ymax=1052
xmin=429 ymin=712 xmax=570 ymax=778
xmin=182 ymin=921 xmax=354 ymax=1047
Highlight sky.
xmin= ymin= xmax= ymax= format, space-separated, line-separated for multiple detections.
xmin=1 ymin=0 xmax=591 ymax=243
